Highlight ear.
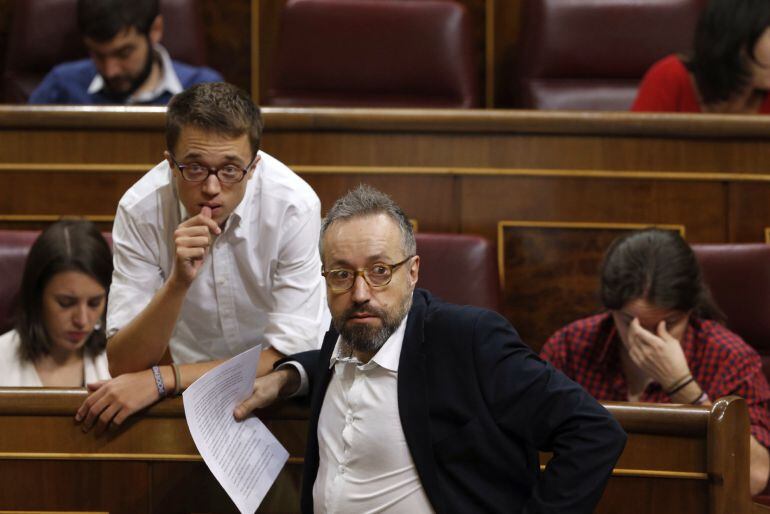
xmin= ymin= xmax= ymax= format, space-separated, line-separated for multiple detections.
xmin=163 ymin=150 xmax=175 ymax=170
xmin=149 ymin=15 xmax=163 ymax=46
xmin=408 ymin=255 xmax=420 ymax=286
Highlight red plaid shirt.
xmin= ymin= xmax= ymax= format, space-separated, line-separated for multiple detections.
xmin=541 ymin=313 xmax=770 ymax=447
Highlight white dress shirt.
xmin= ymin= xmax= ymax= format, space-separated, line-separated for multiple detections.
xmin=0 ymin=330 xmax=111 ymax=386
xmin=107 ymin=151 xmax=328 ymax=363
xmin=87 ymin=45 xmax=183 ymax=104
xmin=313 ymin=316 xmax=434 ymax=513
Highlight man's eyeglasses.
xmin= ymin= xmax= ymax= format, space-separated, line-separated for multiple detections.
xmin=322 ymin=256 xmax=415 ymax=293
xmin=169 ymin=153 xmax=257 ymax=184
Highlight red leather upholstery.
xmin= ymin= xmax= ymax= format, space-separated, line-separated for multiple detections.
xmin=415 ymin=233 xmax=499 ymax=312
xmin=0 ymin=231 xmax=40 ymax=333
xmin=0 ymin=230 xmax=498 ymax=331
xmin=692 ymin=243 xmax=770 ymax=382
xmin=3 ymin=0 xmax=209 ymax=103
xmin=508 ymin=0 xmax=705 ymax=110
xmin=0 ymin=230 xmax=112 ymax=333
xmin=265 ymin=0 xmax=480 ymax=108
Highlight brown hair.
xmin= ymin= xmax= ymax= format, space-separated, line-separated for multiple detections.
xmin=600 ymin=229 xmax=725 ymax=322
xmin=78 ymin=0 xmax=159 ymax=41
xmin=166 ymin=82 xmax=263 ymax=157
xmin=15 ymin=220 xmax=113 ymax=361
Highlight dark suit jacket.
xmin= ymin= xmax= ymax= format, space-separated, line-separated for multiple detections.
xmin=289 ymin=289 xmax=626 ymax=513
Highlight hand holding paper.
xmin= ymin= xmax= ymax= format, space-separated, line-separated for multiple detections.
xmin=183 ymin=346 xmax=288 ymax=514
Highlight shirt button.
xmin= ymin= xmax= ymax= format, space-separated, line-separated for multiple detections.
xmin=338 ymin=465 xmax=345 ymax=474
xmin=345 ymin=415 xmax=353 ymax=424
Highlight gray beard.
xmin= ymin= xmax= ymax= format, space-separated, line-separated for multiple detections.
xmin=335 ymin=297 xmax=411 ymax=355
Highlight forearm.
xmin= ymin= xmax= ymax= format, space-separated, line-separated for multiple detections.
xmin=258 ymin=347 xmax=284 ymax=377
xmin=751 ymin=435 xmax=770 ymax=496
xmin=107 ymin=277 xmax=189 ymax=375
xmin=668 ymin=379 xmax=707 ymax=404
xmin=530 ymin=412 xmax=626 ymax=513
xmin=157 ymin=348 xmax=282 ymax=395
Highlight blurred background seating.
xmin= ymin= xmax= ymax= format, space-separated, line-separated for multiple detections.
xmin=693 ymin=243 xmax=770 ymax=383
xmin=415 ymin=232 xmax=499 ymax=311
xmin=2 ymin=0 xmax=209 ymax=102
xmin=263 ymin=0 xmax=480 ymax=108
xmin=506 ymin=0 xmax=705 ymax=110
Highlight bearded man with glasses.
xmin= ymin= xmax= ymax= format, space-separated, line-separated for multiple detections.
xmin=76 ymin=82 xmax=327 ymax=433
xmin=234 ymin=184 xmax=626 ymax=514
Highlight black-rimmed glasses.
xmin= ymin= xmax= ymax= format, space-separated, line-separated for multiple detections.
xmin=322 ymin=256 xmax=415 ymax=293
xmin=169 ymin=153 xmax=257 ymax=184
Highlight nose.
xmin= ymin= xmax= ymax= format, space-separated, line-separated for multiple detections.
xmin=101 ymin=57 xmax=122 ymax=79
xmin=201 ymin=173 xmax=221 ymax=196
xmin=350 ymin=273 xmax=371 ymax=304
xmin=72 ymin=304 xmax=89 ymax=329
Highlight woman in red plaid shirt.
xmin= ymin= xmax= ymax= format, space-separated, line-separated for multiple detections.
xmin=541 ymin=228 xmax=770 ymax=495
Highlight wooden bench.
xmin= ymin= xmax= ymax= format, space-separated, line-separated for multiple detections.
xmin=0 ymin=389 xmax=764 ymax=513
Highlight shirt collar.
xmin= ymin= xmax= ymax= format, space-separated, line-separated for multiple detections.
xmin=228 ymin=154 xmax=261 ymax=231
xmin=87 ymin=44 xmax=183 ymax=102
xmin=328 ymin=314 xmax=409 ymax=372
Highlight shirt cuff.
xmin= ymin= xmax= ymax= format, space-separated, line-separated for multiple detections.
xmin=274 ymin=361 xmax=309 ymax=397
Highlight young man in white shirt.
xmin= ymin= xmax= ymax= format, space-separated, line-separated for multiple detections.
xmin=76 ymin=82 xmax=326 ymax=432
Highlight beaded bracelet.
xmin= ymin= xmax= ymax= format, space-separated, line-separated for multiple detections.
xmin=151 ymin=365 xmax=166 ymax=398
xmin=170 ymin=363 xmax=182 ymax=396
xmin=666 ymin=375 xmax=694 ymax=396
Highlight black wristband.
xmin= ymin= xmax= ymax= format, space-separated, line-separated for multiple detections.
xmin=667 ymin=376 xmax=695 ymax=396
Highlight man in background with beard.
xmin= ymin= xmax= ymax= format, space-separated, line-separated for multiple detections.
xmin=235 ymin=184 xmax=626 ymax=514
xmin=29 ymin=0 xmax=222 ymax=105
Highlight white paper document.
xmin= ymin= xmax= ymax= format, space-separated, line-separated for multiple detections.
xmin=183 ymin=345 xmax=289 ymax=514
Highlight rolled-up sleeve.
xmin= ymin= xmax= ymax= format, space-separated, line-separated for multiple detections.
xmin=106 ymin=203 xmax=165 ymax=338
xmin=263 ymin=200 xmax=328 ymax=355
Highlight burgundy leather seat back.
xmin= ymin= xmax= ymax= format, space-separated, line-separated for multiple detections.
xmin=692 ymin=243 xmax=770 ymax=381
xmin=265 ymin=0 xmax=480 ymax=108
xmin=0 ymin=230 xmax=112 ymax=334
xmin=509 ymin=0 xmax=704 ymax=110
xmin=0 ymin=231 xmax=40 ymax=333
xmin=3 ymin=0 xmax=208 ymax=103
xmin=415 ymin=233 xmax=499 ymax=312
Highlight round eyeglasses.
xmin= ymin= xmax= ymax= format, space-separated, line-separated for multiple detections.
xmin=322 ymin=256 xmax=415 ymax=293
xmin=169 ymin=153 xmax=258 ymax=184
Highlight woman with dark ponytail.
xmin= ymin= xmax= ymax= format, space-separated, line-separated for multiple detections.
xmin=542 ymin=229 xmax=770 ymax=495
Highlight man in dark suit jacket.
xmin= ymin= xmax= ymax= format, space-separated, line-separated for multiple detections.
xmin=235 ymin=184 xmax=626 ymax=513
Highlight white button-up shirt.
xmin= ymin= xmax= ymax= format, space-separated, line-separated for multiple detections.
xmin=107 ymin=151 xmax=328 ymax=363
xmin=314 ymin=316 xmax=434 ymax=513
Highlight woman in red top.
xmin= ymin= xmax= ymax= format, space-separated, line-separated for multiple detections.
xmin=633 ymin=0 xmax=770 ymax=113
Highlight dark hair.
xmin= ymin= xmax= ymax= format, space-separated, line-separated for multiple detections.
xmin=686 ymin=0 xmax=770 ymax=105
xmin=600 ymin=229 xmax=724 ymax=322
xmin=320 ymin=184 xmax=416 ymax=259
xmin=15 ymin=220 xmax=113 ymax=361
xmin=77 ymin=0 xmax=159 ymax=41
xmin=166 ymin=82 xmax=264 ymax=157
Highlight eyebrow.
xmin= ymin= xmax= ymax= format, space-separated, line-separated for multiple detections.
xmin=54 ymin=293 xmax=106 ymax=300
xmin=92 ymin=44 xmax=135 ymax=59
xmin=327 ymin=254 xmax=393 ymax=268
xmin=180 ymin=153 xmax=246 ymax=165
